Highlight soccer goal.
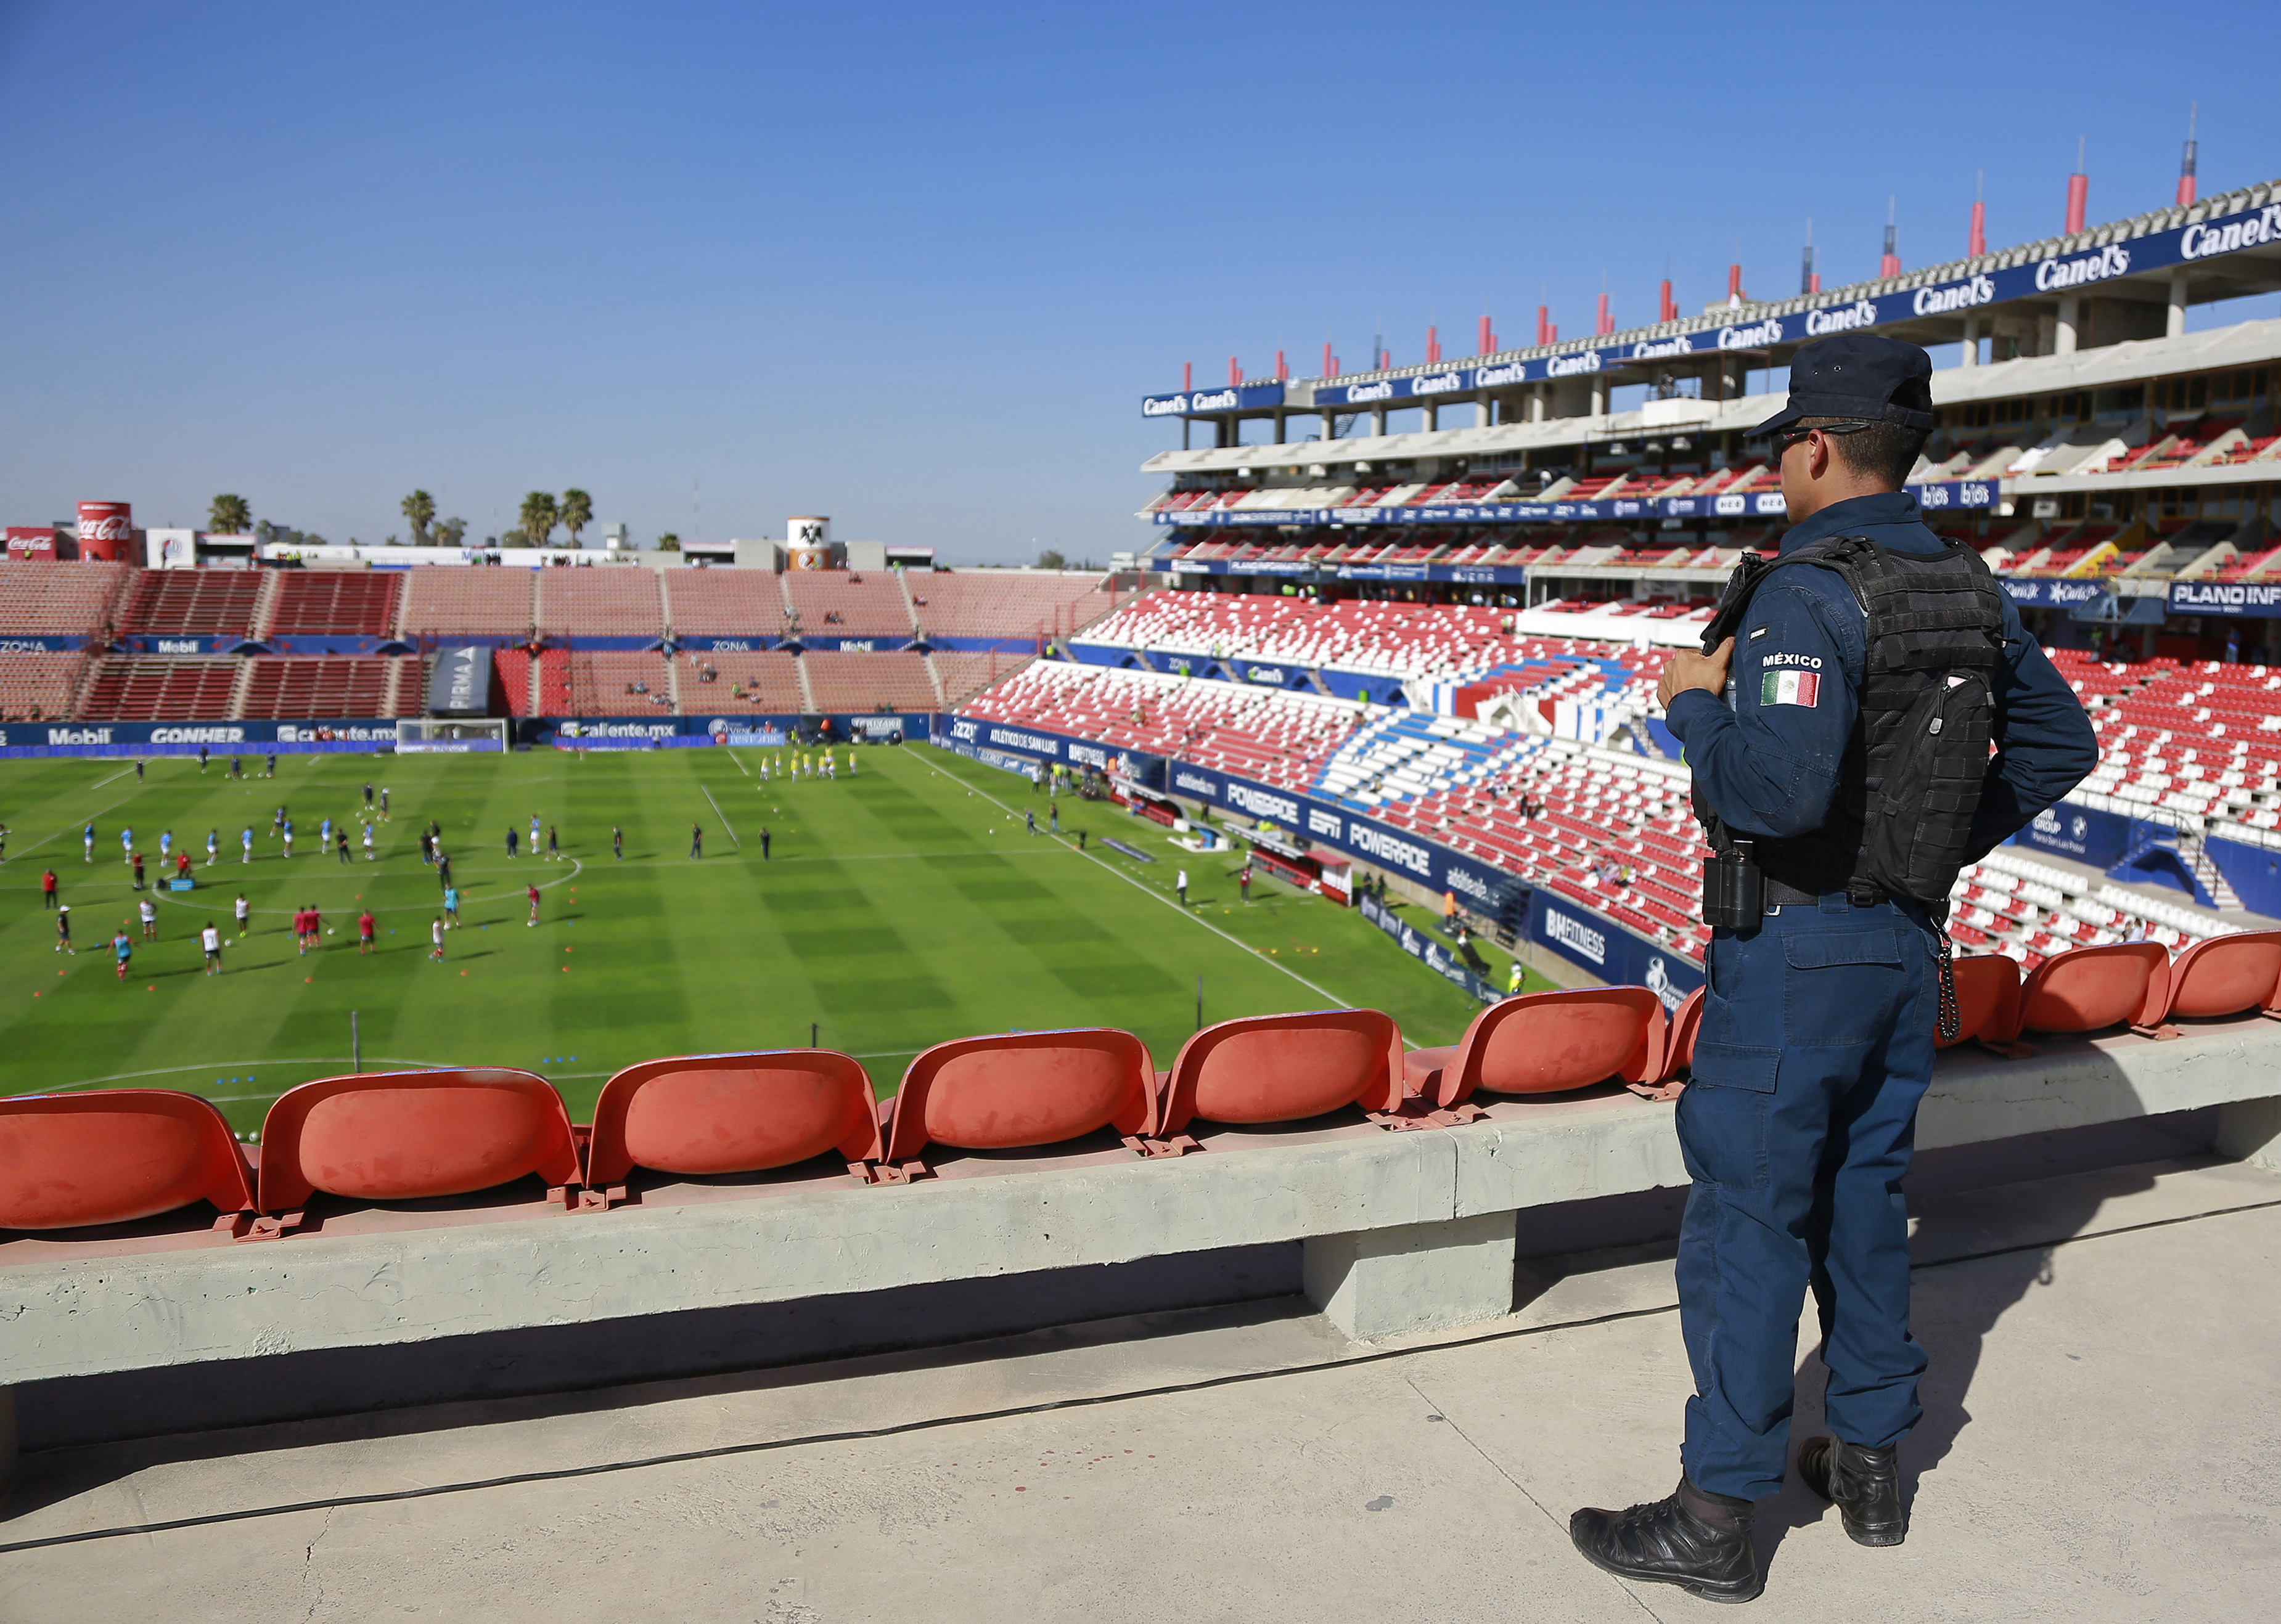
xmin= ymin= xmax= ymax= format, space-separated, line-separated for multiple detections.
xmin=395 ymin=717 xmax=509 ymax=754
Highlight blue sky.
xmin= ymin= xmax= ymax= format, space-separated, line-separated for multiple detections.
xmin=1 ymin=1 xmax=2274 ymax=563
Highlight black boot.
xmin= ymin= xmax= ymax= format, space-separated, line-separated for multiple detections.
xmin=1797 ymin=1435 xmax=1906 ymax=1546
xmin=1570 ymin=1477 xmax=1761 ymax=1604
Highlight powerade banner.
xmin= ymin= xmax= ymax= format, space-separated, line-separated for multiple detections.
xmin=1357 ymin=892 xmax=1501 ymax=1006
xmin=2168 ymin=581 xmax=2281 ymax=619
xmin=1153 ymin=199 xmax=2281 ymax=417
xmin=1527 ymin=890 xmax=1703 ymax=1010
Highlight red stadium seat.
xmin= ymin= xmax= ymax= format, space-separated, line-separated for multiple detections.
xmin=2012 ymin=942 xmax=2172 ymax=1040
xmin=1939 ymin=954 xmax=2025 ymax=1050
xmin=1151 ymin=1009 xmax=1405 ymax=1138
xmin=1625 ymin=987 xmax=1704 ymax=1101
xmin=583 ymin=1050 xmax=883 ymax=1201
xmin=252 ymin=1068 xmax=582 ymax=1235
xmin=2157 ymin=930 xmax=2281 ymax=1024
xmin=1403 ymin=988 xmax=1666 ymax=1106
xmin=883 ymin=1029 xmax=1153 ymax=1164
xmin=0 ymin=1090 xmax=253 ymax=1233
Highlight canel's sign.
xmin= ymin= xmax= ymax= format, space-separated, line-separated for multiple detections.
xmin=1147 ymin=199 xmax=2281 ymax=416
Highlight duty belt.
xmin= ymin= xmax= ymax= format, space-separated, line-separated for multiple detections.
xmin=1764 ymin=878 xmax=1889 ymax=908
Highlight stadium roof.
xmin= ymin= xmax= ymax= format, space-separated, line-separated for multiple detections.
xmin=1140 ymin=317 xmax=2281 ymax=475
xmin=1144 ymin=177 xmax=2281 ymax=420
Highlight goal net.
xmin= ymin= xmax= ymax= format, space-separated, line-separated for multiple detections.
xmin=395 ymin=717 xmax=509 ymax=754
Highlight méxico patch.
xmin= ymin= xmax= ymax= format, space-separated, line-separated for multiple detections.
xmin=1761 ymin=670 xmax=1820 ymax=707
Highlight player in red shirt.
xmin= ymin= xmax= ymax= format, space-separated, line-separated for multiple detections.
xmin=358 ymin=910 xmax=377 ymax=956
xmin=526 ymin=883 xmax=541 ymax=927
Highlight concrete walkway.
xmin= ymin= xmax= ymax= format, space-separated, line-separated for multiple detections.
xmin=4 ymin=1154 xmax=2277 ymax=1622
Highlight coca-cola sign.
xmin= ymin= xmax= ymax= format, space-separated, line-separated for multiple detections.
xmin=76 ymin=501 xmax=132 ymax=561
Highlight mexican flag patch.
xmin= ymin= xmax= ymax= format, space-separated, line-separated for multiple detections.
xmin=1761 ymin=669 xmax=1821 ymax=708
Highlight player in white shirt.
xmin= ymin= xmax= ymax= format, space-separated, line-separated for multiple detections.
xmin=138 ymin=897 xmax=158 ymax=940
xmin=201 ymin=923 xmax=223 ymax=974
xmin=234 ymin=893 xmax=252 ymax=937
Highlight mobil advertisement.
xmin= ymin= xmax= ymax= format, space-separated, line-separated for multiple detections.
xmin=1528 ymin=891 xmax=1702 ymax=1009
xmin=0 ymin=719 xmax=399 ymax=757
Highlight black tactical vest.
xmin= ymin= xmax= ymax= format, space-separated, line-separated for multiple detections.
xmin=1691 ymin=534 xmax=2009 ymax=905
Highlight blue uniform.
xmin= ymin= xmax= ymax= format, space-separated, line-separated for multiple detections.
xmin=1662 ymin=490 xmax=2095 ymax=1501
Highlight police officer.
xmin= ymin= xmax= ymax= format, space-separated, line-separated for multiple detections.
xmin=1570 ymin=334 xmax=2097 ymax=1603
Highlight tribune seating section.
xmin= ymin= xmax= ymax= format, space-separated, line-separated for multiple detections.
xmin=0 ymin=654 xmax=89 ymax=721
xmin=238 ymin=658 xmax=396 ymax=719
xmin=118 ymin=571 xmax=263 ymax=639
xmin=566 ymin=651 xmax=654 ymax=715
xmin=931 ymin=651 xmax=1028 ymax=708
xmin=781 ymin=571 xmax=915 ymax=640
xmin=535 ymin=569 xmax=665 ymax=639
xmin=13 ymin=928 xmax=2274 ymax=1244
xmin=0 ymin=561 xmax=131 ymax=637
xmin=264 ymin=573 xmax=402 ymax=637
xmin=396 ymin=568 xmax=536 ymax=639
xmin=801 ymin=651 xmax=935 ymax=712
xmin=660 ymin=568 xmax=785 ymax=638
xmin=962 ymin=662 xmax=1354 ymax=792
xmin=79 ymin=659 xmax=239 ymax=721
xmin=679 ymin=651 xmax=806 ymax=711
xmin=912 ymin=573 xmax=1129 ymax=643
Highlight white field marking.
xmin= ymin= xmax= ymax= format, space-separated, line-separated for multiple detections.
xmin=912 ymin=748 xmax=1351 ymax=1010
xmin=700 ymin=783 xmax=741 ymax=847
xmin=7 ymin=788 xmax=143 ymax=861
xmin=725 ymin=751 xmax=751 ymax=778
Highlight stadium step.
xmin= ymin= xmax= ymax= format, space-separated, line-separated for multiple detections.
xmin=226 ymin=658 xmax=256 ymax=720
xmin=797 ymin=650 xmax=819 ymax=712
xmin=249 ymin=569 xmax=284 ymax=640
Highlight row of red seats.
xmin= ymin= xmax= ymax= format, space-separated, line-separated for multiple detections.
xmin=9 ymin=933 xmax=2279 ymax=1239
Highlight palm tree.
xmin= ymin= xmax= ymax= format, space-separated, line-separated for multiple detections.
xmin=518 ymin=492 xmax=559 ymax=548
xmin=558 ymin=489 xmax=592 ymax=549
xmin=208 ymin=494 xmax=252 ymax=534
xmin=657 ymin=532 xmax=681 ymax=552
xmin=400 ymin=490 xmax=436 ymax=544
xmin=434 ymin=516 xmax=467 ymax=547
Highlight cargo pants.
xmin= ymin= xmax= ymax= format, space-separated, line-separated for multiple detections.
xmin=1676 ymin=890 xmax=1941 ymax=1501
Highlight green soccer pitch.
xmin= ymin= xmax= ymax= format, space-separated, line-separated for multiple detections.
xmin=0 ymin=742 xmax=1556 ymax=1133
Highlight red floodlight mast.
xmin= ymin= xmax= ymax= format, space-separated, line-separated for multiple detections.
xmin=1968 ymin=171 xmax=1986 ymax=258
xmin=2066 ymin=137 xmax=2089 ymax=234
xmin=2178 ymin=104 xmax=2199 ymax=207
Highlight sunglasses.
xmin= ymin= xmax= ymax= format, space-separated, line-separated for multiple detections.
xmin=1774 ymin=420 xmax=1877 ymax=454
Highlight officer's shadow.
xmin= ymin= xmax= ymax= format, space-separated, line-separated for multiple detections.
xmin=1753 ymin=1110 xmax=2212 ymax=1569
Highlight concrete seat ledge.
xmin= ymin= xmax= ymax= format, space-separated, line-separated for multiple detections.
xmin=4 ymin=1016 xmax=2280 ymax=1394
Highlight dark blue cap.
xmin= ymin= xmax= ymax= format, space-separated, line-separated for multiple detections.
xmin=1748 ymin=333 xmax=1935 ymax=439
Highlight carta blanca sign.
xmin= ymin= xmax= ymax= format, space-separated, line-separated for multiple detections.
xmin=1150 ymin=200 xmax=2281 ymax=414
xmin=2169 ymin=581 xmax=2281 ymax=619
